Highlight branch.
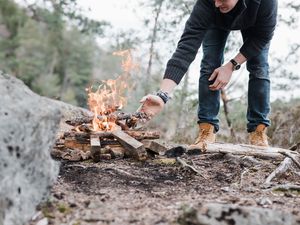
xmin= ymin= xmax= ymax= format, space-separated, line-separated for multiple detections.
xmin=265 ymin=157 xmax=293 ymax=184
xmin=176 ymin=157 xmax=208 ymax=179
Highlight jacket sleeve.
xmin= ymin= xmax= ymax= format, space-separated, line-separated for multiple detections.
xmin=163 ymin=0 xmax=214 ymax=84
xmin=240 ymin=0 xmax=278 ymax=60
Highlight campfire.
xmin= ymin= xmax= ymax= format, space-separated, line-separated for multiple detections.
xmin=52 ymin=50 xmax=166 ymax=162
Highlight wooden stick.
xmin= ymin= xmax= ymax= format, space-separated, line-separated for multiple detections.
xmin=124 ymin=130 xmax=160 ymax=140
xmin=112 ymin=130 xmax=147 ymax=161
xmin=90 ymin=135 xmax=101 ymax=162
xmin=176 ymin=157 xmax=208 ymax=179
xmin=265 ymin=157 xmax=293 ymax=184
xmin=278 ymin=150 xmax=300 ymax=169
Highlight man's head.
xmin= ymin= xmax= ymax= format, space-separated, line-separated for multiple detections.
xmin=214 ymin=0 xmax=239 ymax=13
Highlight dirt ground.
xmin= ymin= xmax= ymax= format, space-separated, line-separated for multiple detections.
xmin=29 ymin=150 xmax=300 ymax=225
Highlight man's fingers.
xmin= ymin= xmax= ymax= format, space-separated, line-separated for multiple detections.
xmin=209 ymin=81 xmax=225 ymax=91
xmin=209 ymin=79 xmax=219 ymax=89
xmin=139 ymin=95 xmax=148 ymax=103
xmin=209 ymin=70 xmax=218 ymax=81
xmin=215 ymin=82 xmax=223 ymax=90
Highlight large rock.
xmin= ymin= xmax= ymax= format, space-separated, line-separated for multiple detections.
xmin=0 ymin=72 xmax=63 ymax=225
xmin=178 ymin=203 xmax=300 ymax=225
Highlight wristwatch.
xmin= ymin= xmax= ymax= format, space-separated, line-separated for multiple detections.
xmin=230 ymin=59 xmax=241 ymax=71
xmin=156 ymin=90 xmax=171 ymax=104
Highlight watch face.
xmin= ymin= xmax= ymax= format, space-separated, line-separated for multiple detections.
xmin=235 ymin=64 xmax=241 ymax=70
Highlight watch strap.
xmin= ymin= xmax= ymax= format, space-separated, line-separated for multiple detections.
xmin=156 ymin=90 xmax=170 ymax=104
xmin=230 ymin=59 xmax=241 ymax=71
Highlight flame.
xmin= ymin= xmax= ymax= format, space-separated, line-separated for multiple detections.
xmin=87 ymin=50 xmax=137 ymax=131
xmin=87 ymin=77 xmax=128 ymax=131
xmin=112 ymin=49 xmax=139 ymax=74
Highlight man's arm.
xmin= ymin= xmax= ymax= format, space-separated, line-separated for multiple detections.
xmin=138 ymin=0 xmax=214 ymax=117
xmin=240 ymin=0 xmax=278 ymax=60
xmin=164 ymin=0 xmax=215 ymax=85
xmin=208 ymin=52 xmax=247 ymax=91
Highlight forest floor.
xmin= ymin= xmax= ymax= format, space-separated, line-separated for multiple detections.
xmin=29 ymin=149 xmax=300 ymax=225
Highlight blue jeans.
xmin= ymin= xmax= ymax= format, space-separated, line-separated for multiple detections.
xmin=198 ymin=28 xmax=271 ymax=132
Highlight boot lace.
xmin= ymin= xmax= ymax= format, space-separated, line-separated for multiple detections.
xmin=253 ymin=130 xmax=268 ymax=144
xmin=195 ymin=129 xmax=210 ymax=144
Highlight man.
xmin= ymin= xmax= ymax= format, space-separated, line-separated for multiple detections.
xmin=139 ymin=0 xmax=278 ymax=148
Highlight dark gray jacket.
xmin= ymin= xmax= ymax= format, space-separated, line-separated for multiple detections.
xmin=164 ymin=0 xmax=278 ymax=84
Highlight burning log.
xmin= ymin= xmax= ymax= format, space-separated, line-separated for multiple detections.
xmin=65 ymin=112 xmax=149 ymax=127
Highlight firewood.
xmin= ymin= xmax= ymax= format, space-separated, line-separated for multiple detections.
xmin=100 ymin=146 xmax=111 ymax=154
xmin=99 ymin=154 xmax=112 ymax=160
xmin=65 ymin=117 xmax=92 ymax=126
xmin=112 ymin=130 xmax=147 ymax=161
xmin=64 ymin=138 xmax=90 ymax=152
xmin=124 ymin=130 xmax=160 ymax=140
xmin=142 ymin=140 xmax=168 ymax=154
xmin=90 ymin=135 xmax=101 ymax=162
xmin=65 ymin=112 xmax=149 ymax=127
xmin=63 ymin=131 xmax=90 ymax=140
xmin=109 ymin=146 xmax=125 ymax=159
xmin=63 ymin=130 xmax=160 ymax=140
xmin=73 ymin=123 xmax=93 ymax=133
xmin=62 ymin=133 xmax=120 ymax=147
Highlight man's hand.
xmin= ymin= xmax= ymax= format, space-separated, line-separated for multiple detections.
xmin=137 ymin=94 xmax=165 ymax=119
xmin=209 ymin=63 xmax=233 ymax=91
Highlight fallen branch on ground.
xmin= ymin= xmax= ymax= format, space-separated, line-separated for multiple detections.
xmin=278 ymin=150 xmax=300 ymax=169
xmin=191 ymin=143 xmax=300 ymax=161
xmin=265 ymin=157 xmax=293 ymax=184
xmin=176 ymin=157 xmax=208 ymax=179
xmin=272 ymin=184 xmax=300 ymax=192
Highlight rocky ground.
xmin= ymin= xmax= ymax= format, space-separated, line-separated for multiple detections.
xmin=29 ymin=151 xmax=300 ymax=225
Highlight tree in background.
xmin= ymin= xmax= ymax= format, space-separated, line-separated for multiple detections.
xmin=0 ymin=0 xmax=108 ymax=106
xmin=270 ymin=1 xmax=300 ymax=93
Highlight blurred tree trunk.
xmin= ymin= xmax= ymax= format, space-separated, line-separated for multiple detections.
xmin=221 ymin=89 xmax=236 ymax=140
xmin=165 ymin=70 xmax=190 ymax=140
xmin=177 ymin=69 xmax=190 ymax=127
xmin=144 ymin=0 xmax=164 ymax=95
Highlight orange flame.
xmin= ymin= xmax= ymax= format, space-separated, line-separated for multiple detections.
xmin=87 ymin=50 xmax=137 ymax=131
xmin=112 ymin=49 xmax=139 ymax=74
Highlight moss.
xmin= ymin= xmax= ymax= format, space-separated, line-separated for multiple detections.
xmin=57 ymin=203 xmax=70 ymax=214
xmin=41 ymin=202 xmax=56 ymax=219
xmin=73 ymin=221 xmax=81 ymax=225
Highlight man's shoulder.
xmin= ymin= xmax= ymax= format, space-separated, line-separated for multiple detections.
xmin=195 ymin=0 xmax=214 ymax=7
xmin=259 ymin=0 xmax=278 ymax=9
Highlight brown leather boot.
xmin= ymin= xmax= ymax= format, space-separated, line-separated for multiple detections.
xmin=189 ymin=123 xmax=216 ymax=151
xmin=249 ymin=124 xmax=269 ymax=147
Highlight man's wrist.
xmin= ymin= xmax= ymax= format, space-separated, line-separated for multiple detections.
xmin=156 ymin=90 xmax=171 ymax=104
xmin=229 ymin=59 xmax=241 ymax=71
